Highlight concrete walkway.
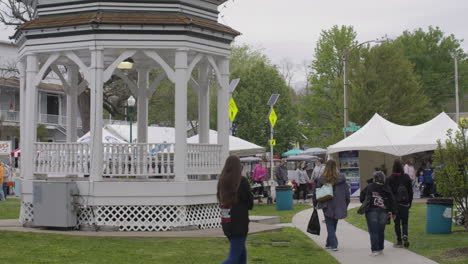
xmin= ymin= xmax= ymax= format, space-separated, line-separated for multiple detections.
xmin=292 ymin=204 xmax=438 ymax=264
xmin=0 ymin=219 xmax=282 ymax=238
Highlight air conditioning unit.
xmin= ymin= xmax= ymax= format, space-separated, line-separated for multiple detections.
xmin=33 ymin=181 xmax=79 ymax=228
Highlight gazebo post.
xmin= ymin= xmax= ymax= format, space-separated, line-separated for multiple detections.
xmin=22 ymin=54 xmax=38 ymax=180
xmin=137 ymin=68 xmax=149 ymax=143
xmin=18 ymin=60 xmax=25 ymax=168
xmin=198 ymin=62 xmax=210 ymax=144
xmin=174 ymin=49 xmax=189 ymax=181
xmin=89 ymin=47 xmax=104 ymax=181
xmin=217 ymin=57 xmax=230 ymax=161
xmin=66 ymin=65 xmax=79 ymax=142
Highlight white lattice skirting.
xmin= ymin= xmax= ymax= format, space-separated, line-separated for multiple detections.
xmin=20 ymin=202 xmax=221 ymax=232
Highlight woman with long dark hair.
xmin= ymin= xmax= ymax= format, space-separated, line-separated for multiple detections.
xmin=217 ymin=155 xmax=254 ymax=264
xmin=387 ymin=159 xmax=413 ymax=248
xmin=316 ymin=159 xmax=350 ymax=251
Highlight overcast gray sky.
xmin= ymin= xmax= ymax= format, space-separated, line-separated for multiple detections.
xmin=0 ymin=0 xmax=466 ymax=87
xmin=219 ymin=0 xmax=467 ymax=87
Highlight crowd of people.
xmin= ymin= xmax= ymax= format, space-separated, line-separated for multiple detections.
xmin=403 ymin=159 xmax=438 ymax=198
xmin=217 ymin=154 xmax=427 ymax=262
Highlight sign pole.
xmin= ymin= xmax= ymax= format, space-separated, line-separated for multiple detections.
xmin=267 ymin=94 xmax=279 ymax=183
xmin=270 ymin=105 xmax=274 ymax=181
xmin=228 ymin=79 xmax=240 ymax=136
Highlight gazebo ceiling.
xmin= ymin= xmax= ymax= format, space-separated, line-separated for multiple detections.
xmin=20 ymin=12 xmax=240 ymax=36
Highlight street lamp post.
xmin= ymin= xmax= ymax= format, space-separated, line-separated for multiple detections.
xmin=453 ymin=53 xmax=460 ymax=123
xmin=342 ymin=39 xmax=384 ymax=138
xmin=127 ymin=95 xmax=136 ymax=143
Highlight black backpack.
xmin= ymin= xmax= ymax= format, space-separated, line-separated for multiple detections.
xmin=396 ymin=183 xmax=409 ymax=203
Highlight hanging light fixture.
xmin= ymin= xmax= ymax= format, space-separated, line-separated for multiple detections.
xmin=118 ymin=58 xmax=134 ymax=70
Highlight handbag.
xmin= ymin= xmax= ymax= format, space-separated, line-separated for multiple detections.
xmin=316 ymin=184 xmax=333 ymax=202
xmin=357 ymin=189 xmax=371 ymax=215
xmin=307 ymin=208 xmax=320 ymax=235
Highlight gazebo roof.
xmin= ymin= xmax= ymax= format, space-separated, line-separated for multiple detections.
xmin=20 ymin=12 xmax=240 ymax=36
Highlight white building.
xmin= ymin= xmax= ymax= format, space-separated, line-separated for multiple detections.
xmin=0 ymin=41 xmax=82 ymax=145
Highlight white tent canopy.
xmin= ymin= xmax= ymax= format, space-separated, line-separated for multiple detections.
xmin=188 ymin=130 xmax=266 ymax=155
xmin=327 ymin=112 xmax=459 ymax=156
xmin=90 ymin=125 xmax=264 ymax=155
xmin=302 ymin=147 xmax=327 ymax=156
xmin=106 ymin=124 xmax=175 ymax=144
xmin=77 ymin=128 xmax=127 ymax=143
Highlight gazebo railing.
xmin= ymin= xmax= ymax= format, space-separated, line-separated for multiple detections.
xmin=34 ymin=142 xmax=90 ymax=175
xmin=102 ymin=143 xmax=175 ymax=178
xmin=187 ymin=143 xmax=223 ymax=175
xmin=33 ymin=142 xmax=222 ymax=179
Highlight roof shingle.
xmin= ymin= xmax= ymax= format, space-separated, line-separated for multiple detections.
xmin=20 ymin=12 xmax=240 ymax=36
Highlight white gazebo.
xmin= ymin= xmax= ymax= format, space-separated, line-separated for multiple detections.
xmin=16 ymin=0 xmax=239 ymax=231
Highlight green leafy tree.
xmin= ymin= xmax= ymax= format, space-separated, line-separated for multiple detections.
xmin=433 ymin=126 xmax=468 ymax=231
xmin=224 ymin=45 xmax=300 ymax=154
xmin=147 ymin=76 xmax=198 ymax=130
xmin=394 ymin=26 xmax=468 ymax=112
xmin=350 ymin=43 xmax=433 ymax=125
xmin=300 ymin=25 xmax=358 ymax=147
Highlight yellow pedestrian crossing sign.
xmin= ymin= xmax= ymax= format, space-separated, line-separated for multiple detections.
xmin=229 ymin=98 xmax=238 ymax=122
xmin=269 ymin=139 xmax=276 ymax=146
xmin=269 ymin=108 xmax=277 ymax=128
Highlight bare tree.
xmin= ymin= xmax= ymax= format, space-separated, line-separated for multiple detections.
xmin=0 ymin=0 xmax=36 ymax=26
xmin=278 ymin=58 xmax=296 ymax=88
xmin=0 ymin=57 xmax=18 ymax=79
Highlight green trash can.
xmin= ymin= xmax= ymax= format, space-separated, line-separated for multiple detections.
xmin=276 ymin=185 xmax=293 ymax=211
xmin=426 ymin=198 xmax=453 ymax=234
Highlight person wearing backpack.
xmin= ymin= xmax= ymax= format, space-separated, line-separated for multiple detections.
xmin=387 ymin=159 xmax=413 ymax=248
xmin=360 ymin=171 xmax=397 ymax=256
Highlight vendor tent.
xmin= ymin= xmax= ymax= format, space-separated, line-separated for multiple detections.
xmin=328 ymin=112 xmax=459 ymax=156
xmin=187 ymin=130 xmax=265 ymax=155
xmin=106 ymin=124 xmax=175 ymax=144
xmin=302 ymin=147 xmax=327 ymax=156
xmin=11 ymin=149 xmax=21 ymax=158
xmin=281 ymin=148 xmax=303 ymax=157
xmin=285 ymin=155 xmax=319 ymax=161
xmin=77 ymin=128 xmax=127 ymax=143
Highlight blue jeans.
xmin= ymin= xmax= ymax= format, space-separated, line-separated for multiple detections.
xmin=223 ymin=236 xmax=247 ymax=264
xmin=325 ymin=216 xmax=338 ymax=249
xmin=366 ymin=208 xmax=387 ymax=252
xmin=394 ymin=205 xmax=409 ymax=242
xmin=2 ymin=183 xmax=8 ymax=198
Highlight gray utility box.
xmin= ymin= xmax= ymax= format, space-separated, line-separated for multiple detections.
xmin=33 ymin=181 xmax=79 ymax=228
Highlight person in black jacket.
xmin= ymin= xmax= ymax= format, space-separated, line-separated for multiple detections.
xmin=386 ymin=159 xmax=413 ymax=249
xmin=361 ymin=171 xmax=397 ymax=256
xmin=217 ymin=155 xmax=254 ymax=264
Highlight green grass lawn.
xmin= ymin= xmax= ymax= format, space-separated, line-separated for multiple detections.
xmin=250 ymin=203 xmax=312 ymax=223
xmin=0 ymin=198 xmax=20 ymax=219
xmin=346 ymin=203 xmax=468 ymax=264
xmin=0 ymin=227 xmax=337 ymax=264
